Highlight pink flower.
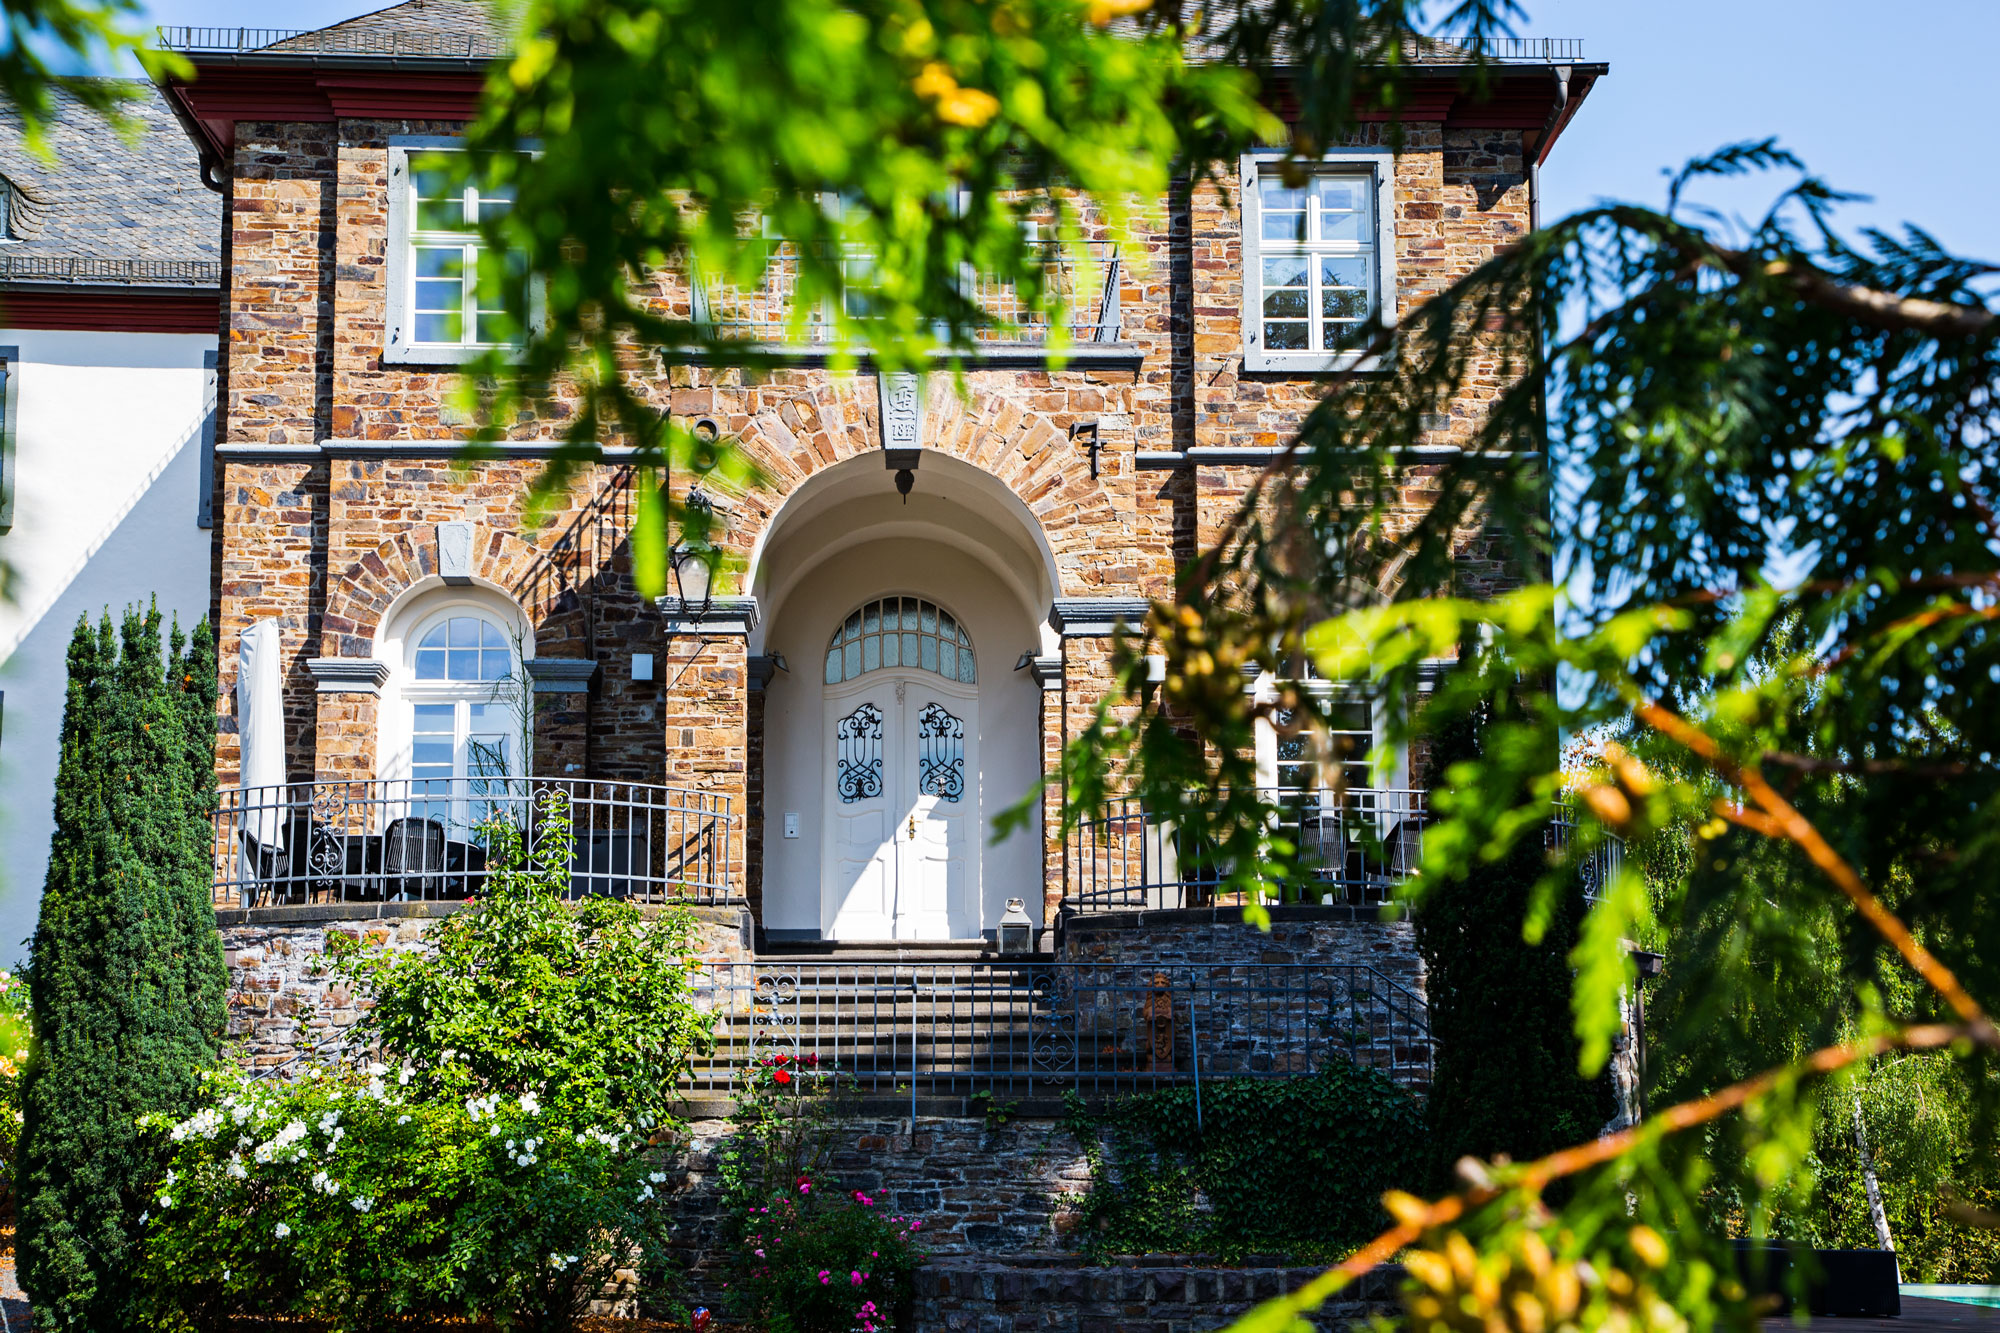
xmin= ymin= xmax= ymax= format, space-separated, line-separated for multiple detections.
xmin=851 ymin=1270 xmax=864 ymax=1285
xmin=818 ymin=1270 xmax=830 ymax=1284
xmin=910 ymin=1219 xmax=923 ymax=1231
xmin=853 ymin=1190 xmax=873 ymax=1205
xmin=754 ymin=1248 xmax=765 ymax=1258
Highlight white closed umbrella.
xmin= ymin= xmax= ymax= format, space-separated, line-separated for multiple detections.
xmin=236 ymin=619 xmax=287 ymax=852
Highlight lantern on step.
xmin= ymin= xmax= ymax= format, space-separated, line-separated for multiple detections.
xmin=998 ymin=897 xmax=1036 ymax=954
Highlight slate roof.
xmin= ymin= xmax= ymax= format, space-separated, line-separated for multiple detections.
xmin=0 ymin=81 xmax=220 ymax=288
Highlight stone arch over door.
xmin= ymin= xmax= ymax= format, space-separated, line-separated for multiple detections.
xmin=706 ymin=378 xmax=1162 ymax=604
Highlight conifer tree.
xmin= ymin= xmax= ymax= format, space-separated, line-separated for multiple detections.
xmin=1416 ymin=696 xmax=1614 ymax=1188
xmin=17 ymin=604 xmax=226 ymax=1330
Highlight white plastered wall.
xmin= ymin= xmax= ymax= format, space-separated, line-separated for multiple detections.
xmin=0 ymin=328 xmax=217 ymax=965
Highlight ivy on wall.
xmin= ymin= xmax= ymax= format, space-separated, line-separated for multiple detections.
xmin=1062 ymin=1060 xmax=1427 ymax=1263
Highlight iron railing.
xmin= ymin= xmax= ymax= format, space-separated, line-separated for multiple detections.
xmin=157 ymin=26 xmax=1578 ymax=66
xmin=0 ymin=255 xmax=222 ymax=286
xmin=691 ymin=960 xmax=1432 ymax=1098
xmin=1454 ymin=36 xmax=1585 ymax=62
xmin=1549 ymin=804 xmax=1626 ymax=903
xmin=213 ymin=776 xmax=737 ymax=910
xmin=689 ymin=239 xmax=1123 ymax=348
xmin=1068 ymin=786 xmax=1430 ymax=913
xmin=156 ymin=26 xmax=508 ymax=59
xmin=1068 ymin=788 xmax=1627 ymax=913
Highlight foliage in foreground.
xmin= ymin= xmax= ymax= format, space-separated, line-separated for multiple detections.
xmin=134 ymin=1064 xmax=674 ymax=1333
xmin=1062 ymin=1061 xmax=1427 ymax=1263
xmin=1420 ymin=702 xmax=1613 ymax=1187
xmin=440 ymin=0 xmax=2000 ymax=1323
xmin=19 ymin=605 xmax=226 ymax=1331
xmin=332 ymin=792 xmax=715 ymax=1135
xmin=720 ymin=1056 xmax=926 ymax=1333
xmin=136 ymin=796 xmax=720 ymax=1330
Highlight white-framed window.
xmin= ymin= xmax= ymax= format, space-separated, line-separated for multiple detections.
xmin=1255 ymin=679 xmax=1404 ymax=798
xmin=403 ymin=609 xmax=524 ymax=833
xmin=1239 ymin=150 xmax=1397 ymax=373
xmin=383 ymin=136 xmax=539 ymax=366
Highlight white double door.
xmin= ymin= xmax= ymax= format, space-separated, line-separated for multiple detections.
xmin=823 ymin=674 xmax=978 ymax=940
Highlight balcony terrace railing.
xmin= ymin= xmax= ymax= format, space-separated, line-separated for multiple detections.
xmin=213 ymin=777 xmax=737 ymax=912
xmin=1068 ymin=788 xmax=1623 ymax=913
xmin=690 ymin=239 xmax=1123 ymax=350
xmin=691 ymin=959 xmax=1432 ymax=1097
xmin=1068 ymin=786 xmax=1429 ymax=913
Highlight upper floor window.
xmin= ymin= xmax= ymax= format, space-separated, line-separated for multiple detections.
xmin=383 ymin=137 xmax=537 ymax=367
xmin=1239 ymin=151 xmax=1397 ymax=374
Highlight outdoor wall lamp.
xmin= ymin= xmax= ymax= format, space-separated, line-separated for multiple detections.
xmin=669 ymin=488 xmax=716 ymax=613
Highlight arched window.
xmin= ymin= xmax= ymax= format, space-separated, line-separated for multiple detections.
xmin=824 ymin=597 xmax=976 ymax=685
xmin=405 ymin=610 xmax=523 ymax=826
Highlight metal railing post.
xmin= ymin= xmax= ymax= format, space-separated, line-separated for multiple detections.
xmin=1188 ymin=980 xmax=1202 ymax=1133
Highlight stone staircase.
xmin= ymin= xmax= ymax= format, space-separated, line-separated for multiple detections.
xmin=686 ymin=943 xmax=1433 ymax=1096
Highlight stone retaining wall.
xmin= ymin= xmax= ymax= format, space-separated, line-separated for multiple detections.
xmin=1058 ymin=906 xmax=1431 ymax=1087
xmin=915 ymin=1257 xmax=1402 ymax=1332
xmin=664 ymin=1106 xmax=1402 ymax=1327
xmin=218 ymin=904 xmax=753 ymax=1067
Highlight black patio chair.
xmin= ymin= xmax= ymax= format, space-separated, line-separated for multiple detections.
xmin=382 ymin=817 xmax=447 ymax=901
xmin=236 ymin=828 xmax=291 ymax=908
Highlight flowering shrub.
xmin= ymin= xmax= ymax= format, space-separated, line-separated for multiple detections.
xmin=728 ymin=1179 xmax=923 ymax=1333
xmin=720 ymin=1055 xmax=924 ymax=1333
xmin=330 ymin=792 xmax=714 ymax=1134
xmin=131 ymin=799 xmax=717 ymax=1331
xmin=134 ymin=1063 xmax=676 ymax=1332
xmin=718 ymin=1053 xmax=849 ymax=1213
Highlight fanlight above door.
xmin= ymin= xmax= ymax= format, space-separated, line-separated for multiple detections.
xmin=824 ymin=596 xmax=977 ymax=685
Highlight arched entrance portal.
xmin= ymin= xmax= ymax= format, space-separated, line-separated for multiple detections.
xmin=749 ymin=452 xmax=1057 ymax=944
xmin=822 ymin=597 xmax=979 ymax=939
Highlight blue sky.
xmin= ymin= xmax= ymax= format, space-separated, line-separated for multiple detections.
xmin=131 ymin=0 xmax=1997 ymax=263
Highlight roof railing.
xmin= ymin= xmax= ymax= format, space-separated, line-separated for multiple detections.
xmin=0 ymin=255 xmax=222 ymax=286
xmin=156 ymin=24 xmax=1577 ymax=64
xmin=155 ymin=26 xmax=509 ymax=60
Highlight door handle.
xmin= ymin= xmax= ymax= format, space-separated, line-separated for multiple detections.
xmin=908 ymin=814 xmax=917 ymax=840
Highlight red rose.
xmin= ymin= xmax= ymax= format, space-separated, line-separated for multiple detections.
xmin=773 ymin=1069 xmax=791 ymax=1085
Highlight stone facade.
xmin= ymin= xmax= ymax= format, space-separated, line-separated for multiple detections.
xmin=666 ymin=1107 xmax=1402 ymax=1327
xmin=915 ymin=1257 xmax=1401 ymax=1332
xmin=205 ymin=90 xmax=1546 ymax=934
xmin=1059 ymin=907 xmax=1431 ymax=1085
xmin=219 ymin=906 xmax=753 ymax=1067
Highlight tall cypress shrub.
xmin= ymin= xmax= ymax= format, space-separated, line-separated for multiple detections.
xmin=18 ymin=604 xmax=227 ymax=1330
xmin=1417 ymin=696 xmax=1613 ymax=1188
